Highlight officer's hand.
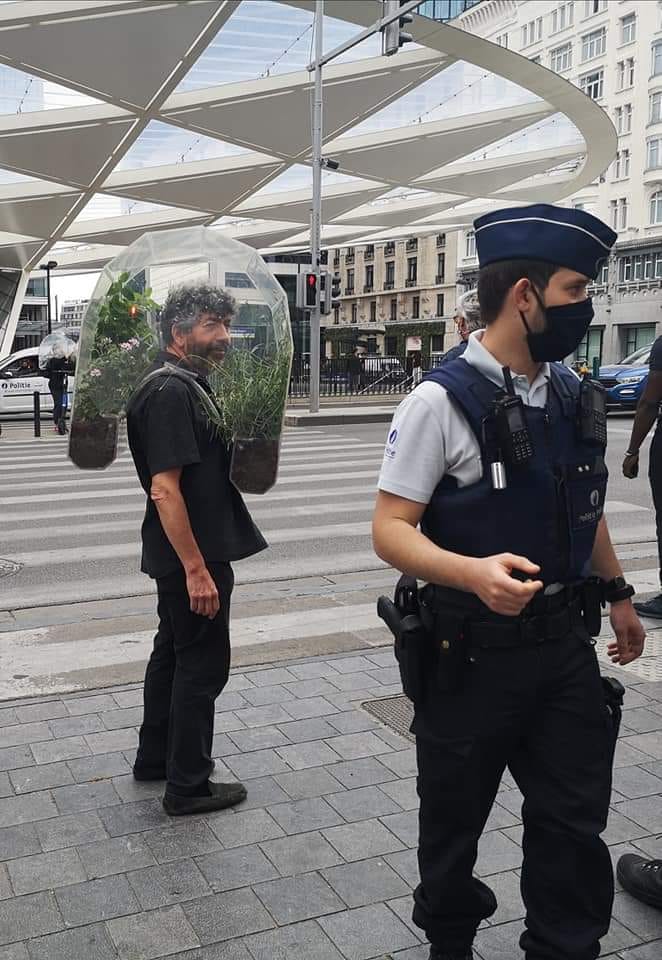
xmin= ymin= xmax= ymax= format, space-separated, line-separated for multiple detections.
xmin=185 ymin=566 xmax=220 ymax=620
xmin=470 ymin=553 xmax=543 ymax=617
xmin=623 ymin=453 xmax=639 ymax=479
xmin=607 ymin=601 xmax=645 ymax=665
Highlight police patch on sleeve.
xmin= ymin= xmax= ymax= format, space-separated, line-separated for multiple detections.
xmin=384 ymin=427 xmax=398 ymax=461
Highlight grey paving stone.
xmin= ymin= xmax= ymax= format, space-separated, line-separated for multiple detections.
xmin=143 ymin=821 xmax=221 ymax=864
xmin=178 ymin=943 xmax=252 ymax=960
xmin=55 ymin=874 xmax=141 ymax=926
xmin=234 ymin=775 xmax=290 ymax=811
xmin=631 ymin=681 xmax=662 ymax=701
xmin=604 ymin=808 xmax=651 ymax=845
xmin=612 ymin=890 xmax=662 ymax=940
xmin=31 ymin=736 xmax=90 ymax=765
xmin=0 ymin=776 xmax=11 ymax=800
xmin=112 ymin=689 xmax=144 ymax=709
xmin=212 ymin=713 xmax=244 ymax=734
xmin=328 ymin=657 xmax=375 ymax=675
xmin=241 ymin=685 xmax=294 ymax=707
xmin=327 ymin=785 xmax=401 ymax=823
xmin=224 ymin=674 xmax=255 ymax=692
xmin=391 ymin=947 xmax=429 ymax=960
xmin=8 ymin=847 xmax=86 ymax=895
xmin=65 ymin=694 xmax=118 ymax=716
xmin=274 ymin=767 xmax=343 ymax=801
xmin=0 ymin=790 xmax=57 ymax=828
xmin=183 ymin=887 xmax=274 ymax=944
xmin=288 ymin=661 xmax=342 ymax=680
xmin=225 ymin=726 xmax=289 ymax=753
xmin=379 ymin=778 xmax=419 ymax=812
xmin=112 ymin=774 xmax=165 ymax=803
xmin=487 ymin=870 xmax=525 ymax=925
xmin=599 ymin=917 xmax=644 ymax=955
xmin=15 ymin=701 xmax=67 ymax=724
xmin=324 ymin=757 xmax=397 ymax=789
xmin=0 ymin=711 xmax=18 ymax=730
xmin=67 ymin=752 xmax=131 ymax=783
xmin=268 ymin=797 xmax=345 ymax=835
xmin=378 ymin=749 xmax=418 ymax=779
xmin=128 ymin=859 xmax=210 ymax=910
xmin=372 ymin=728 xmax=411 ymax=752
xmin=85 ymin=729 xmax=138 ymax=755
xmin=259 ymin=830 xmax=343 ymax=876
xmin=250 ymin=667 xmax=297 ymax=687
xmin=244 ymin=918 xmax=344 ymax=960
xmin=196 ymin=844 xmax=278 ymax=892
xmin=101 ymin=707 xmax=144 ymax=731
xmin=632 ymin=834 xmax=662 ymax=859
xmin=495 ymin=788 xmax=523 ymax=817
xmin=0 ymin=722 xmax=51 ymax=750
xmin=322 ymin=732 xmax=390 ymax=762
xmin=619 ymin=709 xmax=662 ymax=734
xmin=321 ymin=857 xmax=410 ymax=908
xmin=207 ymin=808 xmax=283 ymax=848
xmin=99 ymin=799 xmax=167 ymax=837
xmin=0 ymin=823 xmax=40 ymax=861
xmin=0 ymin=866 xmax=10 ymax=901
xmin=620 ymin=733 xmax=662 ymax=761
xmin=380 ymin=810 xmax=418 ymax=847
xmin=9 ymin=761 xmax=72 ymax=795
xmin=275 ymin=740 xmax=341 ymax=771
xmin=614 ymin=796 xmax=662 ymax=834
xmin=0 ymin=747 xmax=33 ymax=773
xmin=213 ymin=693 xmax=248 ymax=714
xmin=280 ymin=697 xmax=339 ymax=721
xmin=282 ymin=678 xmax=339 ymax=699
xmin=108 ymin=904 xmax=199 ymax=959
xmin=253 ymin=872 xmax=345 ymax=924
xmin=26 ymin=922 xmax=118 ymax=960
xmin=232 ymin=705 xmax=292 ymax=729
xmin=613 ymin=765 xmax=662 ymax=800
xmin=52 ymin=779 xmax=122 ymax=815
xmin=475 ymin=830 xmax=523 ymax=877
xmin=0 ymin=891 xmax=62 ymax=946
xmin=224 ymin=748 xmax=290 ymax=780
xmin=484 ymin=801 xmax=520 ymax=832
xmin=78 ymin=834 xmax=157 ymax=879
xmin=275 ymin=718 xmax=338 ymax=743
xmin=614 ymin=740 xmax=656 ymax=769
xmin=49 ymin=714 xmax=105 ymax=739
xmin=210 ymin=734 xmax=241 ymax=759
xmin=620 ymin=943 xmax=662 ymax=959
xmin=365 ymin=652 xmax=396 ymax=669
xmin=366 ymin=667 xmax=402 ymax=686
xmin=326 ymin=712 xmax=380 ymax=735
xmin=0 ymin=944 xmax=28 ymax=960
xmin=328 ymin=672 xmax=378 ymax=693
xmin=318 ymin=902 xmax=418 ymax=960
xmin=323 ymin=819 xmax=406 ymax=862
xmin=386 ymin=894 xmax=423 ymax=940
xmin=474 ymin=917 xmax=522 ymax=960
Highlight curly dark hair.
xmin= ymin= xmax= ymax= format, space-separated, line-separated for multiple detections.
xmin=159 ymin=282 xmax=236 ymax=345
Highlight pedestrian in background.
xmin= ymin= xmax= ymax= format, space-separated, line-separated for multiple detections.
xmin=442 ymin=288 xmax=483 ymax=362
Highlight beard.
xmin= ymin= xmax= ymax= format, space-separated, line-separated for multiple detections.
xmin=185 ymin=339 xmax=228 ymax=373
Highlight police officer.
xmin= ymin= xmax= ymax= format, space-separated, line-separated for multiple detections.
xmin=373 ymin=203 xmax=646 ymax=960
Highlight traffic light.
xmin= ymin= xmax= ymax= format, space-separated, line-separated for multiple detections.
xmin=330 ymin=271 xmax=341 ymax=307
xmin=129 ymin=303 xmax=138 ymax=318
xmin=382 ymin=1 xmax=414 ymax=57
xmin=296 ymin=271 xmax=319 ymax=310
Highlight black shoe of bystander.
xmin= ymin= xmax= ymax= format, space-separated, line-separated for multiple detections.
xmin=633 ymin=594 xmax=662 ymax=619
xmin=163 ymin=780 xmax=247 ymax=816
xmin=617 ymin=854 xmax=662 ymax=909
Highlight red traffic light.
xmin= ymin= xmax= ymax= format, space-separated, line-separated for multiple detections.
xmin=129 ymin=304 xmax=138 ymax=318
xmin=305 ymin=272 xmax=317 ymax=307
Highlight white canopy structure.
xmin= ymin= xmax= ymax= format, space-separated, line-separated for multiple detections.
xmin=0 ymin=0 xmax=616 ymax=355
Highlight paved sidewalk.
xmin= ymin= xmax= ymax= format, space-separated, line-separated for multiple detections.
xmin=0 ymin=648 xmax=659 ymax=959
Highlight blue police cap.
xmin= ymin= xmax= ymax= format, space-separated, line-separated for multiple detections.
xmin=473 ymin=203 xmax=617 ymax=280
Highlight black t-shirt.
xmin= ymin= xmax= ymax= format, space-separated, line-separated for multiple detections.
xmin=649 ymin=336 xmax=662 ymax=374
xmin=127 ymin=352 xmax=267 ymax=579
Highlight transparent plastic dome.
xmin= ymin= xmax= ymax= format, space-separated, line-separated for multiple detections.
xmin=69 ymin=225 xmax=293 ymax=493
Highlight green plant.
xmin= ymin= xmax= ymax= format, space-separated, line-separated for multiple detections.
xmin=207 ymin=348 xmax=292 ymax=442
xmin=93 ymin=272 xmax=159 ymax=353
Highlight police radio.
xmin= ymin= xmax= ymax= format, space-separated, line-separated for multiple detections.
xmin=578 ymin=377 xmax=607 ymax=446
xmin=487 ymin=367 xmax=534 ymax=490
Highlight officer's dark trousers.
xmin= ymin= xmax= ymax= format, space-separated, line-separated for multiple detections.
xmin=412 ymin=626 xmax=614 ymax=960
xmin=649 ymin=426 xmax=662 ymax=586
xmin=50 ymin=385 xmax=64 ymax=424
xmin=135 ymin=562 xmax=234 ymax=797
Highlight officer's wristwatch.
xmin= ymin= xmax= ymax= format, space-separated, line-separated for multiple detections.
xmin=602 ymin=576 xmax=635 ymax=604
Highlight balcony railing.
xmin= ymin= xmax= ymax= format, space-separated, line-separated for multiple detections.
xmin=406 ymin=239 xmax=418 ymax=252
xmin=405 ymin=278 xmax=418 ymax=288
xmin=435 ymin=274 xmax=445 ymax=285
xmin=384 ymin=242 xmax=396 ymax=256
xmin=363 ymin=283 xmax=374 ymax=293
xmin=436 ymin=234 xmax=446 ymax=248
xmin=384 ymin=280 xmax=395 ymax=290
xmin=344 ymin=286 xmax=355 ymax=295
xmin=333 ymin=256 xmax=340 ymax=268
xmin=364 ymin=245 xmax=374 ymax=261
xmin=345 ymin=252 xmax=355 ymax=264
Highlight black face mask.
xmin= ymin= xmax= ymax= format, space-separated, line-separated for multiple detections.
xmin=521 ymin=292 xmax=594 ymax=363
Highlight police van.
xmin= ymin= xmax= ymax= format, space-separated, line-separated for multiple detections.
xmin=0 ymin=347 xmax=75 ymax=416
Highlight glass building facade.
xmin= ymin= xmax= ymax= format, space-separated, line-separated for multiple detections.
xmin=418 ymin=0 xmax=482 ymax=20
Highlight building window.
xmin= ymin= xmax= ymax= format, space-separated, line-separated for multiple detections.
xmin=551 ymin=42 xmax=572 ymax=72
xmin=584 ymin=0 xmax=607 ymax=16
xmin=615 ymin=103 xmax=632 ymax=134
xmin=370 ymin=300 xmax=377 ymax=322
xmin=385 ymin=260 xmax=395 ymax=285
xmin=431 ymin=334 xmax=444 ymax=353
xmin=650 ymin=91 xmax=662 ymax=124
xmin=436 ymin=293 xmax=445 ymax=317
xmin=365 ymin=264 xmax=374 ymax=289
xmin=407 ymin=257 xmax=418 ymax=283
xmin=650 ymin=190 xmax=662 ymax=224
xmin=346 ymin=269 xmax=355 ymax=293
xmin=647 ymin=138 xmax=662 ymax=169
xmin=653 ymin=41 xmax=662 ymax=77
xmin=385 ymin=335 xmax=398 ymax=355
xmin=579 ymin=68 xmax=603 ymax=100
xmin=610 ymin=199 xmax=617 ymax=231
xmin=333 ymin=305 xmax=340 ymax=325
xmin=551 ymin=2 xmax=574 ymax=35
xmin=495 ymin=33 xmax=508 ymax=48
xmin=437 ymin=252 xmax=445 ymax=280
xmin=465 ymin=230 xmax=476 ymax=258
xmin=581 ymin=27 xmax=606 ymax=62
xmin=616 ymin=58 xmax=635 ymax=90
xmin=351 ymin=303 xmax=357 ymax=324
xmin=522 ymin=17 xmax=543 ymax=47
xmin=390 ymin=298 xmax=397 ymax=321
xmin=620 ymin=13 xmax=636 ymax=46
xmin=614 ymin=149 xmax=630 ymax=179
xmin=366 ymin=336 xmax=377 ymax=355
xmin=625 ymin=325 xmax=656 ymax=356
xmin=610 ymin=198 xmax=628 ymax=230
xmin=412 ymin=296 xmax=420 ymax=319
xmin=574 ymin=327 xmax=603 ymax=367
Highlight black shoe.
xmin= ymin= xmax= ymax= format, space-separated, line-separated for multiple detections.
xmin=633 ymin=594 xmax=662 ymax=619
xmin=163 ymin=780 xmax=247 ymax=816
xmin=429 ymin=949 xmax=473 ymax=959
xmin=617 ymin=854 xmax=662 ymax=909
xmin=134 ymin=759 xmax=216 ymax=782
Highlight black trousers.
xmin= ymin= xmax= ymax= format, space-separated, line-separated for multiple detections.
xmin=50 ymin=385 xmax=64 ymax=424
xmin=649 ymin=426 xmax=662 ymax=587
xmin=412 ymin=625 xmax=614 ymax=960
xmin=135 ymin=562 xmax=234 ymax=796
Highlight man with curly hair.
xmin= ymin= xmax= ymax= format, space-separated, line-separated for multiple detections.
xmin=127 ymin=283 xmax=267 ymax=816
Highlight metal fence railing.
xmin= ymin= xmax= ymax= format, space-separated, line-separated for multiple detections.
xmin=288 ymin=355 xmax=439 ymax=398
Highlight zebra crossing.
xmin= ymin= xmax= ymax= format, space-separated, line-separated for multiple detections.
xmin=0 ymin=423 xmax=660 ymax=698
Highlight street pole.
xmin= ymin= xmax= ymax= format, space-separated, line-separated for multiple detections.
xmin=309 ymin=0 xmax=323 ymax=415
xmin=46 ymin=265 xmax=52 ymax=336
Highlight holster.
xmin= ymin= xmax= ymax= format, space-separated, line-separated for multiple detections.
xmin=580 ymin=577 xmax=603 ymax=637
xmin=602 ymin=675 xmax=625 ymax=763
xmin=419 ymin=585 xmax=468 ymax=694
xmin=377 ymin=575 xmax=429 ymax=704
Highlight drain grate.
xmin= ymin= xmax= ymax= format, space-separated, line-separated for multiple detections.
xmin=0 ymin=559 xmax=21 ymax=579
xmin=361 ymin=694 xmax=414 ymax=743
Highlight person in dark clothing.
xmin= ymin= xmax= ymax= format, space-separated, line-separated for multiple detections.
xmin=442 ymin=289 xmax=483 ymax=363
xmin=44 ymin=355 xmax=69 ymax=433
xmin=347 ymin=348 xmax=363 ymax=392
xmin=127 ymin=283 xmax=267 ymax=816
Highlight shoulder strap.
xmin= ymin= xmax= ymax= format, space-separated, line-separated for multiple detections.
xmin=549 ymin=362 xmax=579 ymax=419
xmin=127 ymin=363 xmax=221 ymax=427
xmin=424 ymin=359 xmax=499 ymax=444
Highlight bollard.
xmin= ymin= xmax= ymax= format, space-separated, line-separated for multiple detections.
xmin=33 ymin=391 xmax=41 ymax=438
xmin=592 ymin=356 xmax=600 ymax=380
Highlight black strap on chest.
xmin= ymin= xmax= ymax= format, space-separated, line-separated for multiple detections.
xmin=127 ymin=362 xmax=221 ymax=425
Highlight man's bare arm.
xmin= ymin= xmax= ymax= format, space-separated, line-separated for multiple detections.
xmin=624 ymin=371 xmax=662 ymax=475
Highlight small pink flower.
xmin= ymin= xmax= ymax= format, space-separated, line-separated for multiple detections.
xmin=89 ymin=368 xmax=102 ymax=378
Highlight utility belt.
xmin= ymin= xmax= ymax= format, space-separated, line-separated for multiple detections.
xmin=377 ymin=575 xmax=607 ymax=703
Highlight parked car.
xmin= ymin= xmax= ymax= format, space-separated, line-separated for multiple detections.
xmin=0 ymin=347 xmax=75 ymax=416
xmin=598 ymin=345 xmax=651 ymax=410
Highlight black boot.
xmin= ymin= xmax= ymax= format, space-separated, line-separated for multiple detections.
xmin=617 ymin=854 xmax=662 ymax=909
xmin=633 ymin=594 xmax=662 ymax=619
xmin=163 ymin=780 xmax=247 ymax=816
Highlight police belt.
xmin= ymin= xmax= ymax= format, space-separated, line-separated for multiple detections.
xmin=423 ymin=582 xmax=589 ymax=649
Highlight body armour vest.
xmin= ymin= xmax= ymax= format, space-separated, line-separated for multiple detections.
xmin=421 ymin=359 xmax=607 ymax=587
